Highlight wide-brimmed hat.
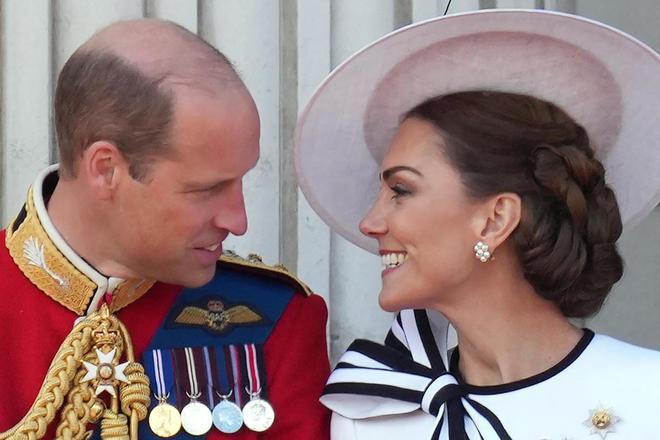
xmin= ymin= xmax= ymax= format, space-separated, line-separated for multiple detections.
xmin=294 ymin=9 xmax=660 ymax=254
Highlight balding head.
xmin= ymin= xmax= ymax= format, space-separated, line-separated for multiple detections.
xmin=79 ymin=19 xmax=241 ymax=93
xmin=55 ymin=19 xmax=245 ymax=180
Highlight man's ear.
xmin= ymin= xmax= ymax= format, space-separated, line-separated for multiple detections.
xmin=80 ymin=141 xmax=126 ymax=199
xmin=474 ymin=192 xmax=522 ymax=251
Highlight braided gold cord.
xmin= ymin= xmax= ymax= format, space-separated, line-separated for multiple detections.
xmin=55 ymin=364 xmax=95 ymax=440
xmin=119 ymin=363 xmax=150 ymax=420
xmin=0 ymin=326 xmax=94 ymax=440
xmin=114 ymin=321 xmax=149 ymax=439
xmin=0 ymin=306 xmax=149 ymax=440
xmin=100 ymin=411 xmax=129 ymax=440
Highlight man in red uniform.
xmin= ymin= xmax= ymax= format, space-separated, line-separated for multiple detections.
xmin=0 ymin=19 xmax=330 ymax=439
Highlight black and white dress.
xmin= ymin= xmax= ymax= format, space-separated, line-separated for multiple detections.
xmin=321 ymin=309 xmax=660 ymax=439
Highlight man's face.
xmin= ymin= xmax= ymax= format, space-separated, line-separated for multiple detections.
xmin=110 ymin=86 xmax=260 ymax=287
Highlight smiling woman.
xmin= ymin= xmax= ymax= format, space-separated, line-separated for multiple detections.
xmin=294 ymin=8 xmax=660 ymax=440
xmin=360 ymin=117 xmax=486 ymax=313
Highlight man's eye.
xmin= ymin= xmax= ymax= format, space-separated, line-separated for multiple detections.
xmin=187 ymin=182 xmax=227 ymax=194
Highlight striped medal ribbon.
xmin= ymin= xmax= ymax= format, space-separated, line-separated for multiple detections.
xmin=179 ymin=347 xmax=213 ymax=436
xmin=241 ymin=343 xmax=275 ymax=432
xmin=209 ymin=346 xmax=243 ymax=433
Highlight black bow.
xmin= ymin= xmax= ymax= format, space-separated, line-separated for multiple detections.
xmin=321 ymin=309 xmax=512 ymax=439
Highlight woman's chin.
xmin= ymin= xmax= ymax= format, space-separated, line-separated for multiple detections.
xmin=378 ymin=292 xmax=407 ymax=313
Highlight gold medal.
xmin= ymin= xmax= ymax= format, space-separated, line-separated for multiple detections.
xmin=149 ymin=400 xmax=182 ymax=438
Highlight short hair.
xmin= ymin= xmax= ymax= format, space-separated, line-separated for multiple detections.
xmin=55 ymin=51 xmax=173 ymax=180
xmin=54 ymin=23 xmax=238 ymax=181
xmin=406 ymin=91 xmax=623 ymax=318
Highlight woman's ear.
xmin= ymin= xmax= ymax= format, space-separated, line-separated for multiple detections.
xmin=475 ymin=192 xmax=522 ymax=250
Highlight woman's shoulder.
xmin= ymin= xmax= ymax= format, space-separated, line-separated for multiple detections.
xmin=589 ymin=333 xmax=660 ymax=366
xmin=579 ymin=332 xmax=660 ymax=388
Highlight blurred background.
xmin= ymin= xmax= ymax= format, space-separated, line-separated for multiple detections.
xmin=1 ymin=0 xmax=658 ymax=363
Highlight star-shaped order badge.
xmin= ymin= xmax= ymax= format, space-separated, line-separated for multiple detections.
xmin=81 ymin=347 xmax=130 ymax=396
xmin=583 ymin=406 xmax=621 ymax=439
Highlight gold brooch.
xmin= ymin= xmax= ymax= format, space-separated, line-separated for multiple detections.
xmin=583 ymin=406 xmax=620 ymax=439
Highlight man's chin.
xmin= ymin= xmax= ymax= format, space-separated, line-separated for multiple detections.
xmin=164 ymin=266 xmax=217 ymax=288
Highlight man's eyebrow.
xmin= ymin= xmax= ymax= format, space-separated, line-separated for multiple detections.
xmin=380 ymin=165 xmax=423 ymax=181
xmin=181 ymin=178 xmax=228 ymax=192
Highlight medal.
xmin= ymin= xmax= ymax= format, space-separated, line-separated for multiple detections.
xmin=242 ymin=389 xmax=275 ymax=432
xmin=212 ymin=390 xmax=244 ymax=433
xmin=149 ymin=395 xmax=182 ymax=438
xmin=180 ymin=348 xmax=213 ymax=435
xmin=241 ymin=343 xmax=275 ymax=431
xmin=144 ymin=349 xmax=182 ymax=437
xmin=181 ymin=394 xmax=213 ymax=436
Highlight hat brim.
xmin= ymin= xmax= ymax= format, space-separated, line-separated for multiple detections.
xmin=294 ymin=9 xmax=660 ymax=254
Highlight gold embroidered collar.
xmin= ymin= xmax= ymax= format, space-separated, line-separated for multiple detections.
xmin=5 ymin=165 xmax=155 ymax=316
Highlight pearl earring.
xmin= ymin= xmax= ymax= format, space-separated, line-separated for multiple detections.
xmin=474 ymin=241 xmax=491 ymax=263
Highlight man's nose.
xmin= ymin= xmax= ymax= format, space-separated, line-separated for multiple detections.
xmin=214 ymin=182 xmax=248 ymax=236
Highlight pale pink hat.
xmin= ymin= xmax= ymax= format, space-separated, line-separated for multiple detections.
xmin=294 ymin=9 xmax=660 ymax=254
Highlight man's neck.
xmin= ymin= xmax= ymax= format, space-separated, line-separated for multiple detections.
xmin=47 ymin=180 xmax=133 ymax=279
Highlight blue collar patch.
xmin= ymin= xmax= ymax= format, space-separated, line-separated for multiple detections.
xmin=147 ymin=263 xmax=295 ymax=349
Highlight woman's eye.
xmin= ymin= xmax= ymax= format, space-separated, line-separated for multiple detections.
xmin=390 ymin=184 xmax=411 ymax=199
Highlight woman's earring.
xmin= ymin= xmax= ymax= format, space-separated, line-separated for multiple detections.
xmin=474 ymin=241 xmax=491 ymax=263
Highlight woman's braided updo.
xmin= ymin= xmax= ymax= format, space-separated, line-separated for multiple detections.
xmin=406 ymin=91 xmax=623 ymax=318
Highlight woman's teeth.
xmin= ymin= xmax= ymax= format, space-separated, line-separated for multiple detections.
xmin=205 ymin=243 xmax=220 ymax=252
xmin=381 ymin=252 xmax=407 ymax=269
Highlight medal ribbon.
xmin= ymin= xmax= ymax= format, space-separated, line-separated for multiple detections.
xmin=244 ymin=344 xmax=261 ymax=394
xmin=202 ymin=347 xmax=215 ymax=407
xmin=212 ymin=346 xmax=230 ymax=396
xmin=228 ymin=344 xmax=244 ymax=407
xmin=184 ymin=347 xmax=203 ymax=398
xmin=143 ymin=348 xmax=176 ymax=401
xmin=321 ymin=309 xmax=513 ymax=440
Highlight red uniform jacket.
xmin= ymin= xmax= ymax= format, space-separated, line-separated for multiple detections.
xmin=0 ymin=195 xmax=330 ymax=439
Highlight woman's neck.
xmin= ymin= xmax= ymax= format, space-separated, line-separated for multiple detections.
xmin=435 ymin=265 xmax=583 ymax=386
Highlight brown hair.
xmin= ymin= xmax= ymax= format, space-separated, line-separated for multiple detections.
xmin=54 ymin=21 xmax=239 ymax=181
xmin=55 ymin=51 xmax=174 ymax=181
xmin=406 ymin=91 xmax=623 ymax=318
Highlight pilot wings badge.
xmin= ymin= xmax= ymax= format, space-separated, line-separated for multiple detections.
xmin=174 ymin=298 xmax=264 ymax=334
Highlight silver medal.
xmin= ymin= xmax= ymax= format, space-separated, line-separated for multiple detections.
xmin=180 ymin=394 xmax=213 ymax=436
xmin=213 ymin=399 xmax=244 ymax=433
xmin=242 ymin=395 xmax=275 ymax=432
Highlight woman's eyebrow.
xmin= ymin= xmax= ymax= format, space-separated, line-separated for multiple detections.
xmin=380 ymin=165 xmax=423 ymax=181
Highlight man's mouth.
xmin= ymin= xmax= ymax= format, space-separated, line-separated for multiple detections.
xmin=203 ymin=243 xmax=221 ymax=252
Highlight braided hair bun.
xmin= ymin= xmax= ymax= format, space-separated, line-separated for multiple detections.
xmin=407 ymin=91 xmax=623 ymax=317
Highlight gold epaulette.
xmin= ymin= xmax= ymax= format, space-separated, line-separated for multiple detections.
xmin=219 ymin=251 xmax=313 ymax=296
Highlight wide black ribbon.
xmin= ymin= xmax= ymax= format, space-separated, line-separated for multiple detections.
xmin=321 ymin=309 xmax=512 ymax=439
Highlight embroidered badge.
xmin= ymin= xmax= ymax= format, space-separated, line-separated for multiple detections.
xmin=23 ymin=236 xmax=68 ymax=286
xmin=173 ymin=298 xmax=265 ymax=334
xmin=583 ymin=406 xmax=620 ymax=439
